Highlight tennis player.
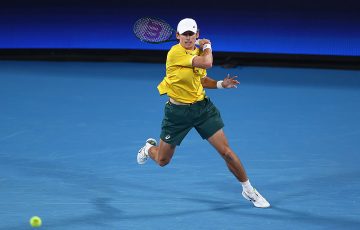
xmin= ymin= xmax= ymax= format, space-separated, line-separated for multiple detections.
xmin=137 ymin=18 xmax=270 ymax=208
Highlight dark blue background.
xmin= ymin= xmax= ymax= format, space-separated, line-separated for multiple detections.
xmin=1 ymin=0 xmax=359 ymax=56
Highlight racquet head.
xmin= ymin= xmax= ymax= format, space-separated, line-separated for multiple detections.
xmin=133 ymin=17 xmax=176 ymax=44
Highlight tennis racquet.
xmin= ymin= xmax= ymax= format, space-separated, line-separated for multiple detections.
xmin=133 ymin=17 xmax=199 ymax=45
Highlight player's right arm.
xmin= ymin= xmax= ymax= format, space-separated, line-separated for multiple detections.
xmin=192 ymin=39 xmax=213 ymax=69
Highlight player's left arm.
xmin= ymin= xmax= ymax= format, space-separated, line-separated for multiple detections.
xmin=201 ymin=74 xmax=240 ymax=89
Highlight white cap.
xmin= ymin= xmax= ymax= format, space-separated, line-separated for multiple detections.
xmin=177 ymin=18 xmax=197 ymax=34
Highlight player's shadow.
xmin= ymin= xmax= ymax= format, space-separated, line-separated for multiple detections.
xmin=178 ymin=196 xmax=360 ymax=228
xmin=0 ymin=196 xmax=239 ymax=229
xmin=2 ymin=193 xmax=359 ymax=230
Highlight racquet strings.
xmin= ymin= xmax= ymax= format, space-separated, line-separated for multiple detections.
xmin=133 ymin=17 xmax=174 ymax=43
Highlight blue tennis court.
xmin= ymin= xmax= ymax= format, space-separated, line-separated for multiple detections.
xmin=1 ymin=60 xmax=360 ymax=229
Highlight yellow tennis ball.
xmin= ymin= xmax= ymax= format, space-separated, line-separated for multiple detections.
xmin=29 ymin=216 xmax=42 ymax=228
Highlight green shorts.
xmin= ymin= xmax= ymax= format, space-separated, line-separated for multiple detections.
xmin=160 ymin=97 xmax=224 ymax=146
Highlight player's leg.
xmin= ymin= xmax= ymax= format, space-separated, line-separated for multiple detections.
xmin=148 ymin=100 xmax=192 ymax=166
xmin=207 ymin=129 xmax=270 ymax=208
xmin=194 ymin=98 xmax=248 ymax=181
xmin=196 ymin=98 xmax=270 ymax=208
xmin=148 ymin=139 xmax=176 ymax=167
xmin=136 ymin=138 xmax=176 ymax=166
xmin=137 ymin=101 xmax=190 ymax=166
xmin=207 ymin=129 xmax=248 ymax=182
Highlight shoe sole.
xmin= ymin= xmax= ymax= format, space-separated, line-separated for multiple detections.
xmin=137 ymin=147 xmax=147 ymax=164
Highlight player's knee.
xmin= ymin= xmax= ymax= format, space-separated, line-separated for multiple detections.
xmin=223 ymin=152 xmax=234 ymax=161
xmin=219 ymin=147 xmax=234 ymax=161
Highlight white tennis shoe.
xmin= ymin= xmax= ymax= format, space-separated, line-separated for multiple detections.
xmin=242 ymin=188 xmax=270 ymax=208
xmin=137 ymin=138 xmax=157 ymax=164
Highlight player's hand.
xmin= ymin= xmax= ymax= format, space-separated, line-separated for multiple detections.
xmin=198 ymin=38 xmax=211 ymax=49
xmin=222 ymin=74 xmax=240 ymax=88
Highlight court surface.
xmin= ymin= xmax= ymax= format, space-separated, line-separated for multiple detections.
xmin=1 ymin=60 xmax=360 ymax=229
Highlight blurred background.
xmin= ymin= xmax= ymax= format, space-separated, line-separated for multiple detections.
xmin=0 ymin=0 xmax=359 ymax=67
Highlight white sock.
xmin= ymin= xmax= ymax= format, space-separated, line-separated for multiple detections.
xmin=241 ymin=180 xmax=254 ymax=193
xmin=144 ymin=143 xmax=152 ymax=156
